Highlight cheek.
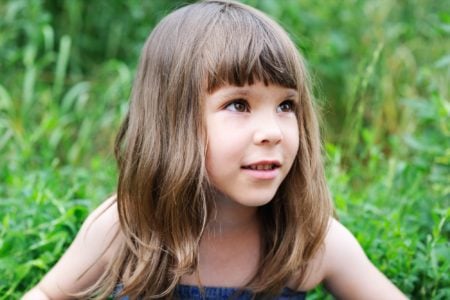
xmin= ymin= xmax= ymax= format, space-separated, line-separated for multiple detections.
xmin=205 ymin=117 xmax=244 ymax=158
xmin=292 ymin=130 xmax=300 ymax=155
xmin=206 ymin=133 xmax=239 ymax=169
xmin=204 ymin=122 xmax=232 ymax=175
xmin=286 ymin=121 xmax=300 ymax=156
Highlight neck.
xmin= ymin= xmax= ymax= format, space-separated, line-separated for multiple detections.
xmin=180 ymin=190 xmax=262 ymax=287
xmin=206 ymin=190 xmax=260 ymax=235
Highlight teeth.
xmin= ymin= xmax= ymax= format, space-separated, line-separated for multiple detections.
xmin=249 ymin=164 xmax=274 ymax=170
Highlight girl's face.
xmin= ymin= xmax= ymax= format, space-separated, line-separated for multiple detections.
xmin=204 ymin=81 xmax=299 ymax=208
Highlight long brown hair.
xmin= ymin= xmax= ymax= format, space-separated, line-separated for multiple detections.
xmin=84 ymin=0 xmax=333 ymax=298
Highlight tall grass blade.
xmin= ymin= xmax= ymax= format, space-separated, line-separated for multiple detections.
xmin=344 ymin=42 xmax=384 ymax=156
xmin=0 ymin=84 xmax=12 ymax=111
xmin=53 ymin=35 xmax=71 ymax=100
xmin=22 ymin=45 xmax=37 ymax=106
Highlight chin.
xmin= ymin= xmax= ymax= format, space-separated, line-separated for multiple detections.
xmin=231 ymin=192 xmax=277 ymax=207
xmin=212 ymin=185 xmax=279 ymax=208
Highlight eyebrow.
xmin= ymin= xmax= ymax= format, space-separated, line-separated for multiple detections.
xmin=219 ymin=88 xmax=298 ymax=100
xmin=285 ymin=90 xmax=298 ymax=99
xmin=219 ymin=88 xmax=250 ymax=98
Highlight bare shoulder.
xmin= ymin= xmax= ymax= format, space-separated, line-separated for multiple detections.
xmin=320 ymin=218 xmax=407 ymax=299
xmin=68 ymin=195 xmax=122 ymax=264
xmin=295 ymin=218 xmax=407 ymax=299
xmin=78 ymin=195 xmax=122 ymax=261
xmin=23 ymin=195 xmax=123 ymax=299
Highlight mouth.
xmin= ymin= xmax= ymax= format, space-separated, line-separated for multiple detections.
xmin=241 ymin=161 xmax=281 ymax=171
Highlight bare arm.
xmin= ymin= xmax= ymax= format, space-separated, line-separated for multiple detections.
xmin=22 ymin=196 xmax=121 ymax=299
xmin=322 ymin=219 xmax=408 ymax=300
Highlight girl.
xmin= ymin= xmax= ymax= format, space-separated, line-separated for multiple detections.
xmin=24 ymin=1 xmax=407 ymax=299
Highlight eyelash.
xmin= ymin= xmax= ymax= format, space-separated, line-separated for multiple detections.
xmin=277 ymin=100 xmax=296 ymax=113
xmin=224 ymin=99 xmax=296 ymax=113
xmin=225 ymin=99 xmax=249 ymax=112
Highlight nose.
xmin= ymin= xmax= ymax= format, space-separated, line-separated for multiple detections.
xmin=253 ymin=114 xmax=283 ymax=145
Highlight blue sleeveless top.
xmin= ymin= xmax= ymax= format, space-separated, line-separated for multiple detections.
xmin=115 ymin=284 xmax=306 ymax=299
xmin=174 ymin=284 xmax=306 ymax=299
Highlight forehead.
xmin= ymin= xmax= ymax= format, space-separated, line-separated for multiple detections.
xmin=208 ymin=82 xmax=299 ymax=99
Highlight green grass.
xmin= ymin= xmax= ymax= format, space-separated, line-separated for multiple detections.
xmin=0 ymin=0 xmax=448 ymax=299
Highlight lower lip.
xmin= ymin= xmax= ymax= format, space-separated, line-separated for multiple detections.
xmin=241 ymin=168 xmax=280 ymax=180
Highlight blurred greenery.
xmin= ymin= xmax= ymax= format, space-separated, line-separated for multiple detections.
xmin=0 ymin=0 xmax=448 ymax=299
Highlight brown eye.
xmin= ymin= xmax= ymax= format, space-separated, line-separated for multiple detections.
xmin=225 ymin=99 xmax=249 ymax=112
xmin=277 ymin=100 xmax=296 ymax=113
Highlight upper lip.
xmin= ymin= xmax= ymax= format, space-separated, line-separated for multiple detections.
xmin=241 ymin=160 xmax=281 ymax=169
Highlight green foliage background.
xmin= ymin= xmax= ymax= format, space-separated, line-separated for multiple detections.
xmin=0 ymin=0 xmax=448 ymax=298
